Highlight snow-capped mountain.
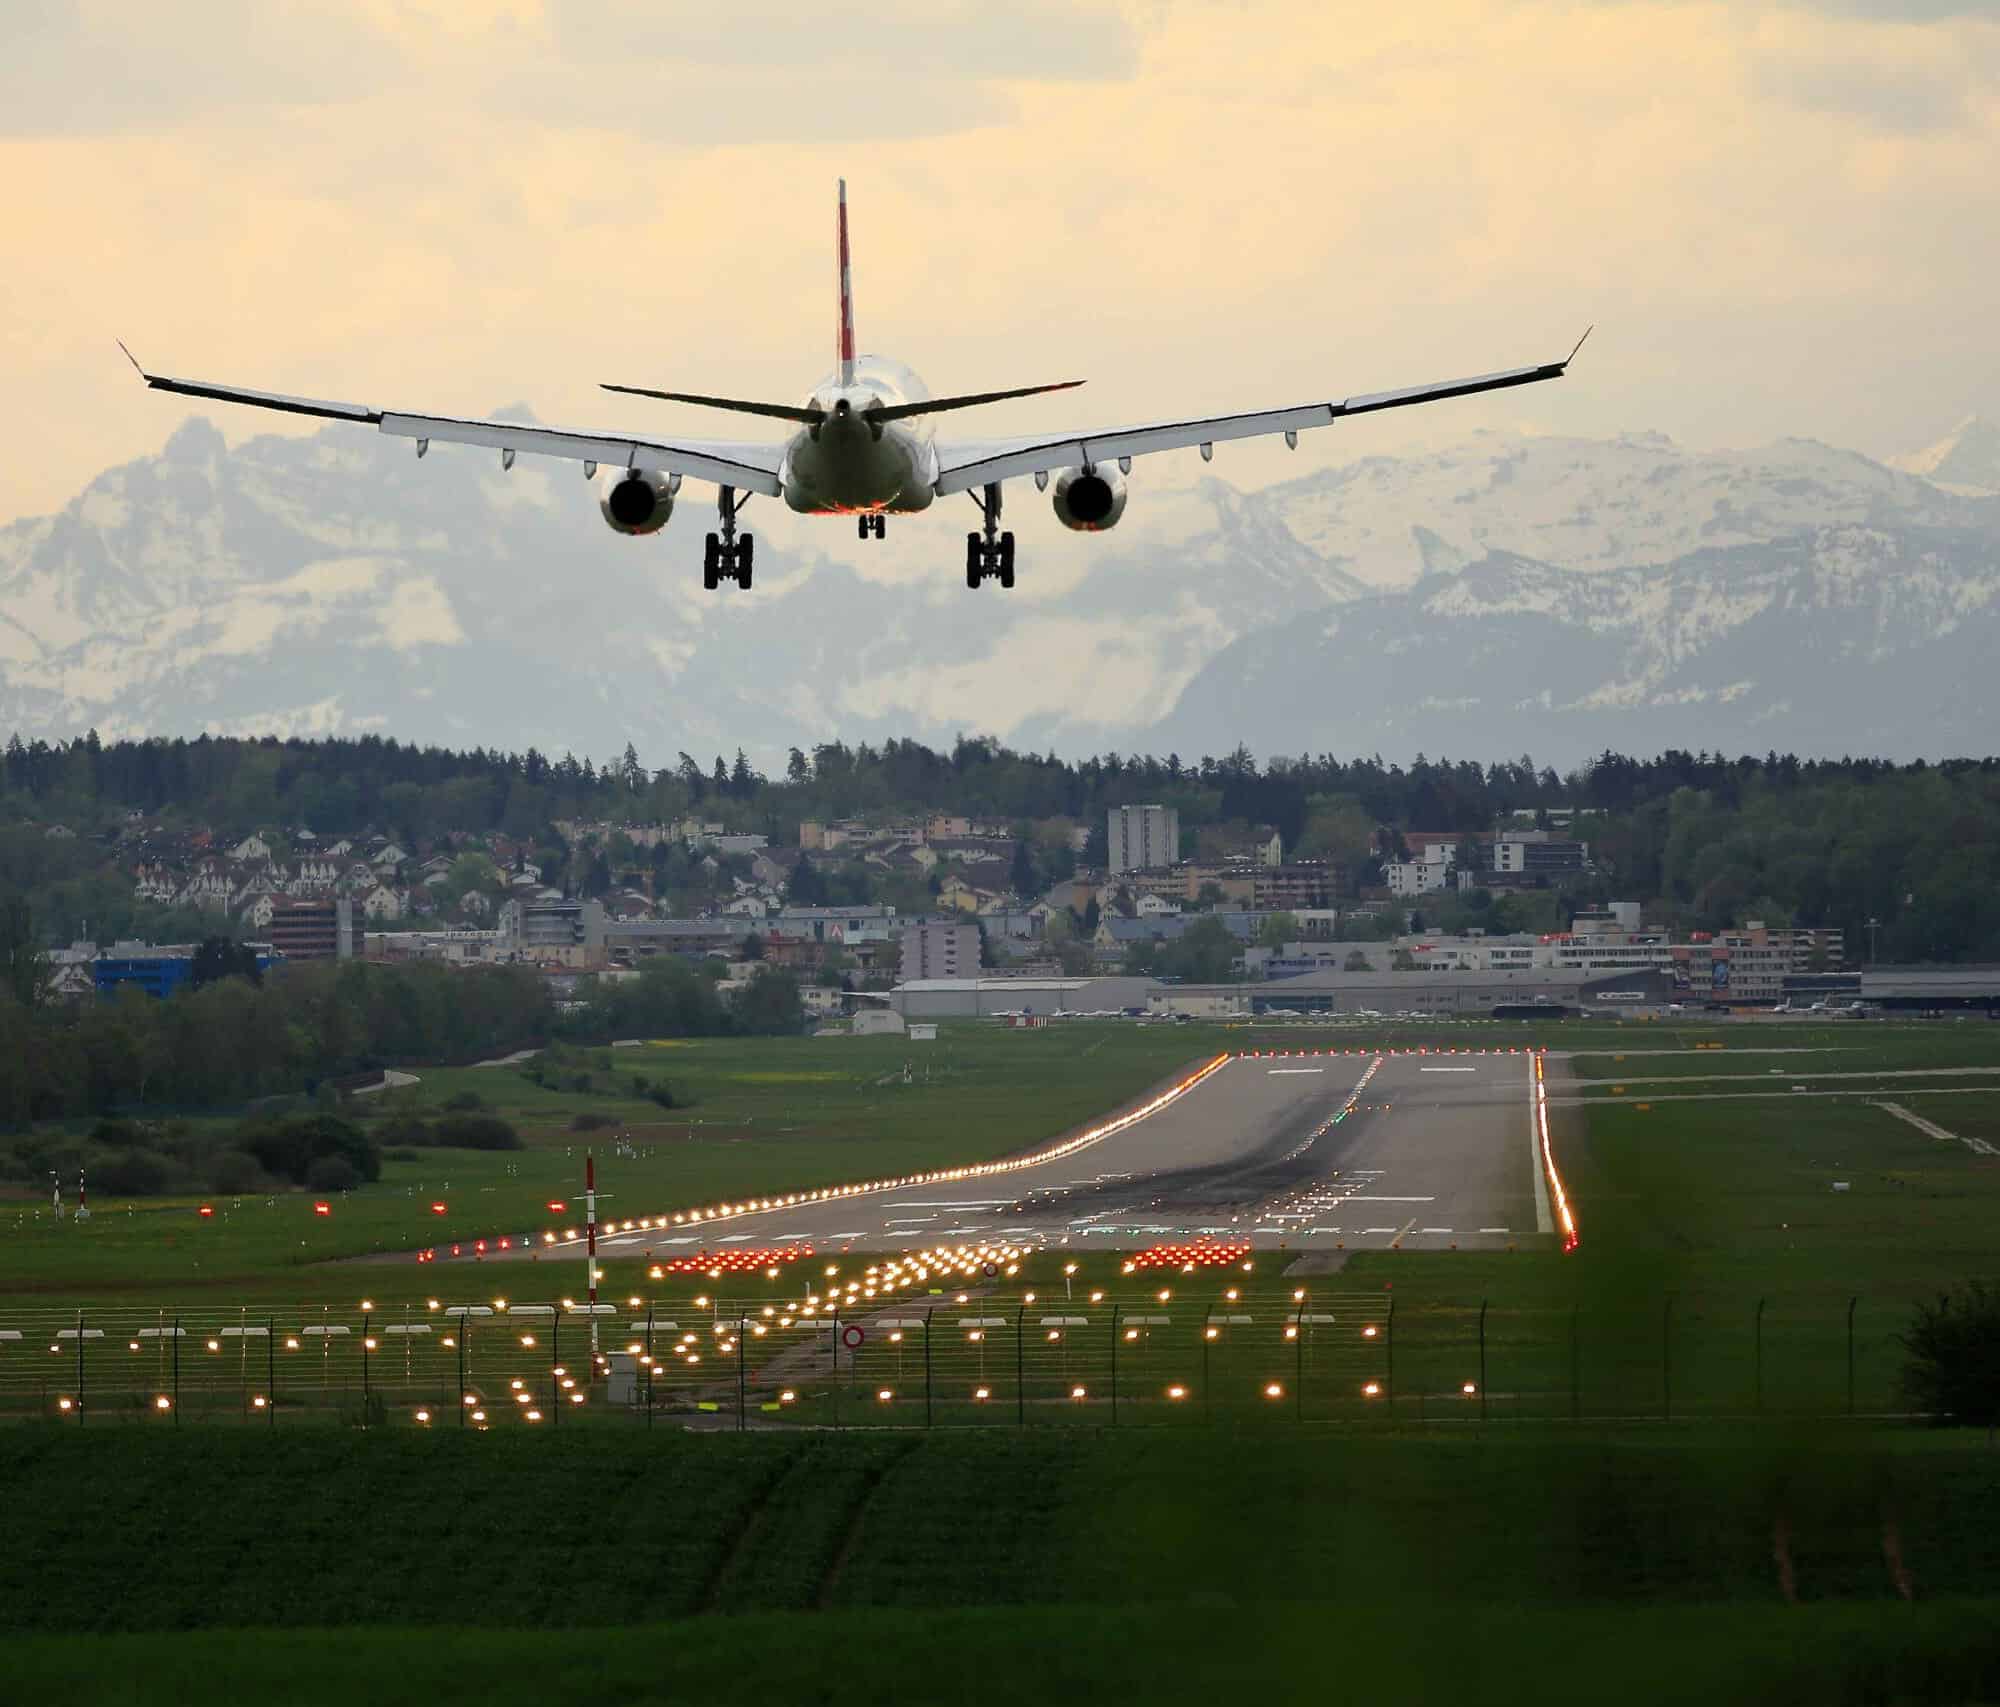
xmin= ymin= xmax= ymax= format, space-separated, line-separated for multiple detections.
xmin=1890 ymin=416 xmax=2000 ymax=499
xmin=2 ymin=411 xmax=1995 ymax=765
xmin=1149 ymin=525 xmax=2000 ymax=762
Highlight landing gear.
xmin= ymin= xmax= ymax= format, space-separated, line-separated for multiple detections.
xmin=965 ymin=482 xmax=1014 ymax=588
xmin=857 ymin=513 xmax=886 ymax=540
xmin=703 ymin=486 xmax=753 ymax=589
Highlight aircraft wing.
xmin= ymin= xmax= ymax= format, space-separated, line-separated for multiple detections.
xmin=931 ymin=336 xmax=1587 ymax=496
xmin=122 ymin=350 xmax=784 ymax=495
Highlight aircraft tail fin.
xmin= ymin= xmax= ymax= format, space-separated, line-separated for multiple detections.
xmin=837 ymin=178 xmax=856 ymax=388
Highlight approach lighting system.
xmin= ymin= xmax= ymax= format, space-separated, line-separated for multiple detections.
xmin=1128 ymin=1236 xmax=1251 ymax=1273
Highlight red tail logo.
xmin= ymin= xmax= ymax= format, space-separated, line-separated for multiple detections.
xmin=836 ymin=179 xmax=856 ymax=386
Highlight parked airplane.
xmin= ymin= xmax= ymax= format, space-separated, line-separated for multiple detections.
xmin=123 ymin=182 xmax=1588 ymax=592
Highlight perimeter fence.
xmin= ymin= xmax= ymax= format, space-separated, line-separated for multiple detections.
xmin=0 ymin=1289 xmax=1922 ymax=1430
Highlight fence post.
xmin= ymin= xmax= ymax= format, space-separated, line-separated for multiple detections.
xmin=1662 ymin=1294 xmax=1674 ymax=1422
xmin=1847 ymin=1296 xmax=1858 ymax=1417
xmin=736 ymin=1315 xmax=747 ymax=1433
xmin=1110 ymin=1305 xmax=1120 ymax=1426
xmin=1570 ymin=1303 xmax=1579 ymax=1423
xmin=1202 ymin=1306 xmax=1213 ymax=1427
xmin=172 ymin=1316 xmax=180 ymax=1425
xmin=924 ymin=1306 xmax=934 ymax=1430
xmin=1478 ymin=1300 xmax=1488 ymax=1424
xmin=1294 ymin=1300 xmax=1304 ymax=1423
xmin=1015 ymin=1305 xmax=1025 ymax=1429
xmin=362 ymin=1310 xmax=371 ymax=1417
xmin=1754 ymin=1297 xmax=1765 ymax=1415
xmin=457 ymin=1320 xmax=466 ymax=1427
xmin=831 ymin=1301 xmax=841 ymax=1431
xmin=1386 ymin=1297 xmax=1396 ymax=1420
xmin=551 ymin=1307 xmax=561 ymax=1429
xmin=76 ymin=1308 xmax=85 ymax=1428
xmin=645 ymin=1307 xmax=654 ymax=1430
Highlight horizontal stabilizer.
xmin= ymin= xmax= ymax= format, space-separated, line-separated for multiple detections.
xmin=868 ymin=379 xmax=1084 ymax=422
xmin=599 ymin=385 xmax=822 ymax=424
xmin=601 ymin=377 xmax=1084 ymax=426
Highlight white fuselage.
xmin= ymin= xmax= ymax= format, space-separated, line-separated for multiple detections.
xmin=779 ymin=355 xmax=939 ymax=514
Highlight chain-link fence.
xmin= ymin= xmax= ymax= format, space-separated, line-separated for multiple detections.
xmin=0 ymin=1289 xmax=1917 ymax=1430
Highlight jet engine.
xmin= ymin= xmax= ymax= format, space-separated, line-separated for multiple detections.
xmin=1050 ymin=465 xmax=1127 ymax=532
xmin=596 ymin=466 xmax=679 ymax=536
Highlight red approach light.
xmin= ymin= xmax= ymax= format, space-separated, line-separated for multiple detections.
xmin=313 ymin=1202 xmax=331 ymax=1217
xmin=498 ymin=1237 xmax=511 ymax=1250
xmin=474 ymin=1239 xmax=487 ymax=1254
xmin=430 ymin=1202 xmax=448 ymax=1215
xmin=546 ymin=1200 xmax=567 ymax=1213
xmin=451 ymin=1244 xmax=462 ymax=1257
xmin=197 ymin=1204 xmax=214 ymax=1219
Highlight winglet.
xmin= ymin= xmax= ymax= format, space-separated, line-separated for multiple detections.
xmin=116 ymin=339 xmax=149 ymax=381
xmin=1565 ymin=325 xmax=1594 ymax=367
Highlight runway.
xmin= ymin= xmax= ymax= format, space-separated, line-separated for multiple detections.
xmin=575 ymin=1049 xmax=1552 ymax=1258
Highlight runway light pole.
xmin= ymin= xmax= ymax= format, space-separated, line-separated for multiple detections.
xmin=585 ymin=1150 xmax=599 ymax=1356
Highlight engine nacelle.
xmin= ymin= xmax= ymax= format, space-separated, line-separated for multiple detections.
xmin=1051 ymin=465 xmax=1127 ymax=532
xmin=596 ymin=466 xmax=678 ymax=536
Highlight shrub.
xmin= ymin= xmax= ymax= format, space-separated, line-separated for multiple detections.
xmin=207 ymin=1150 xmax=267 ymax=1195
xmin=376 ymin=1114 xmax=438 ymax=1149
xmin=1903 ymin=1280 xmax=2000 ymax=1432
xmin=239 ymin=1114 xmax=382 ymax=1186
xmin=432 ymin=1113 xmax=521 ymax=1152
xmin=305 ymin=1154 xmax=361 ymax=1193
xmin=92 ymin=1148 xmax=174 ymax=1196
xmin=89 ymin=1118 xmax=145 ymax=1148
xmin=570 ymin=1112 xmax=613 ymax=1132
xmin=442 ymin=1089 xmax=486 ymax=1113
xmin=384 ymin=1146 xmax=421 ymax=1163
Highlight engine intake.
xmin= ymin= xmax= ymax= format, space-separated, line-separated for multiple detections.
xmin=596 ymin=467 xmax=678 ymax=536
xmin=1051 ymin=465 xmax=1127 ymax=532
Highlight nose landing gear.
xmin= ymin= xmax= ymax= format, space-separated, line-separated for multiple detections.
xmin=965 ymin=483 xmax=1014 ymax=589
xmin=857 ymin=513 xmax=887 ymax=540
xmin=703 ymin=486 xmax=753 ymax=589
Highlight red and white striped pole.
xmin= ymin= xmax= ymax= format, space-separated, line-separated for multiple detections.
xmin=585 ymin=1150 xmax=599 ymax=1353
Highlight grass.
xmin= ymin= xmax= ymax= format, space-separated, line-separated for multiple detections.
xmin=14 ymin=1600 xmax=2000 ymax=1707
xmin=5 ymin=1428 xmax=2000 ymax=1633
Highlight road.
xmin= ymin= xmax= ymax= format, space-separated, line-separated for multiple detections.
xmin=572 ymin=1048 xmax=1551 ymax=1258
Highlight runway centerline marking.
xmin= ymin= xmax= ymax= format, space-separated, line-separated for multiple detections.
xmin=1346 ymin=1195 xmax=1435 ymax=1203
xmin=1267 ymin=1068 xmax=1324 ymax=1075
xmin=1419 ymin=1067 xmax=1476 ymax=1073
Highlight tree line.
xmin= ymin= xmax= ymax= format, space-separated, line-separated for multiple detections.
xmin=6 ymin=733 xmax=2000 ymax=959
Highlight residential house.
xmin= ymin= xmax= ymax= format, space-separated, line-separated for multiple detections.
xmin=362 ymin=885 xmax=405 ymax=922
xmin=229 ymin=834 xmax=272 ymax=862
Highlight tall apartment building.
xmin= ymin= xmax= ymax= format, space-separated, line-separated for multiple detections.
xmin=1108 ymin=804 xmax=1180 ymax=875
xmin=267 ymin=897 xmax=358 ymax=960
xmin=900 ymin=919 xmax=980 ymax=983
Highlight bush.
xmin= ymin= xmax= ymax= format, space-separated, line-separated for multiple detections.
xmin=92 ymin=1148 xmax=174 ymax=1196
xmin=239 ymin=1114 xmax=382 ymax=1186
xmin=432 ymin=1113 xmax=521 ymax=1152
xmin=305 ymin=1154 xmax=361 ymax=1193
xmin=89 ymin=1118 xmax=145 ymax=1148
xmin=207 ymin=1150 xmax=267 ymax=1195
xmin=384 ymin=1146 xmax=421 ymax=1163
xmin=570 ymin=1112 xmax=613 ymax=1132
xmin=442 ymin=1089 xmax=486 ymax=1113
xmin=375 ymin=1114 xmax=438 ymax=1149
xmin=1902 ymin=1280 xmax=2000 ymax=1431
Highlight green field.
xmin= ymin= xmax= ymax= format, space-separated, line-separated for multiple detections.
xmin=8 ymin=1020 xmax=2000 ymax=1702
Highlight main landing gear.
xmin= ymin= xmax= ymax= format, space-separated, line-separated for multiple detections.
xmin=703 ymin=485 xmax=753 ymax=589
xmin=966 ymin=482 xmax=1014 ymax=589
xmin=857 ymin=513 xmax=886 ymax=540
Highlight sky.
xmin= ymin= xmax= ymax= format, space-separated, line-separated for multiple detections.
xmin=3 ymin=0 xmax=1997 ymax=523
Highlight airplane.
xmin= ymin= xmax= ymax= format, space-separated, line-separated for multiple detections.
xmin=122 ymin=182 xmax=1589 ymax=593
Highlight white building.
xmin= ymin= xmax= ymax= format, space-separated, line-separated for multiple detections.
xmin=1384 ymin=843 xmax=1456 ymax=896
xmin=1108 ymin=804 xmax=1180 ymax=875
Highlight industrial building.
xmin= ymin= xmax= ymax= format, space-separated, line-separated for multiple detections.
xmin=890 ymin=976 xmax=1155 ymax=1019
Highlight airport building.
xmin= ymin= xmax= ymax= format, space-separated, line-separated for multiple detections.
xmin=900 ymin=919 xmax=980 ymax=983
xmin=890 ymin=976 xmax=1156 ymax=1019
